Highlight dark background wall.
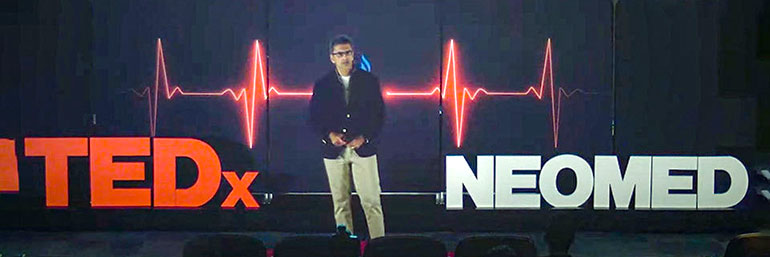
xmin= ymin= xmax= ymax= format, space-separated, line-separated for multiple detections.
xmin=1 ymin=0 xmax=769 ymax=233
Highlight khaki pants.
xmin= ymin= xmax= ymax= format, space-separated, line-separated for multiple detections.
xmin=323 ymin=147 xmax=384 ymax=238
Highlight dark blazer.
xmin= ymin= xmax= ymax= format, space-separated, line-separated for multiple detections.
xmin=308 ymin=68 xmax=385 ymax=158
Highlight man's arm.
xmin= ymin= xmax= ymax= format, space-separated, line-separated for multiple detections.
xmin=309 ymin=80 xmax=347 ymax=146
xmin=363 ymin=76 xmax=385 ymax=143
xmin=308 ymin=81 xmax=329 ymax=141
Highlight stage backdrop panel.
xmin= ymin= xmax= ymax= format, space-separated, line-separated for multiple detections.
xmin=267 ymin=0 xmax=442 ymax=192
xmin=0 ymin=0 xmax=768 ymax=231
xmin=91 ymin=0 xmax=270 ymax=192
xmin=439 ymin=0 xmax=612 ymax=161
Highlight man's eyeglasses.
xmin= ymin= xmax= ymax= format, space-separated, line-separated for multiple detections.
xmin=331 ymin=50 xmax=354 ymax=58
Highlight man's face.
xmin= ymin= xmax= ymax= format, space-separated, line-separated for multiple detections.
xmin=330 ymin=43 xmax=354 ymax=75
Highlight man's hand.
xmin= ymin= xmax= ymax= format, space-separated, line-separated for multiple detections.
xmin=329 ymin=132 xmax=347 ymax=146
xmin=346 ymin=136 xmax=365 ymax=149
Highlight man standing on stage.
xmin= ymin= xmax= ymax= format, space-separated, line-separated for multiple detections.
xmin=309 ymin=35 xmax=386 ymax=238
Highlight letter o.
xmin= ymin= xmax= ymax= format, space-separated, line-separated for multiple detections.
xmin=540 ymin=154 xmax=594 ymax=208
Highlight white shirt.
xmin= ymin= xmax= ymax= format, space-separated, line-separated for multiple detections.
xmin=340 ymin=75 xmax=351 ymax=104
xmin=340 ymin=75 xmax=350 ymax=88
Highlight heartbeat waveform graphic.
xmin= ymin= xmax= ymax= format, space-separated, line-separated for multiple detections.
xmin=130 ymin=39 xmax=311 ymax=149
xmin=131 ymin=38 xmax=594 ymax=149
xmin=385 ymin=39 xmax=594 ymax=148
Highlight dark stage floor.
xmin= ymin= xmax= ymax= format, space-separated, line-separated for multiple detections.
xmin=0 ymin=231 xmax=736 ymax=257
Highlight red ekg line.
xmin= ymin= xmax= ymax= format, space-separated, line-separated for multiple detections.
xmin=386 ymin=39 xmax=590 ymax=148
xmin=132 ymin=38 xmax=591 ymax=149
xmin=131 ymin=39 xmax=311 ymax=148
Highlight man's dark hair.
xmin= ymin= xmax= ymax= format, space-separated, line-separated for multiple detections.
xmin=329 ymin=34 xmax=354 ymax=53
